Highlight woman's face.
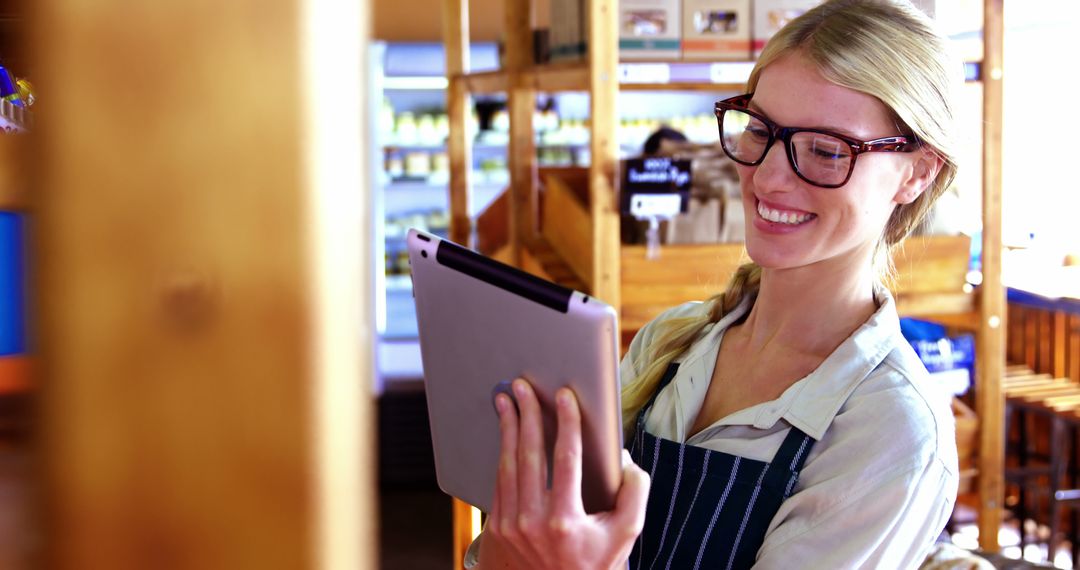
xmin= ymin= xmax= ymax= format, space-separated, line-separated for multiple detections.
xmin=735 ymin=52 xmax=932 ymax=274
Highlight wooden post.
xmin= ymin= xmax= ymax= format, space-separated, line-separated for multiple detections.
xmin=587 ymin=0 xmax=620 ymax=312
xmin=506 ymin=0 xmax=536 ymax=262
xmin=446 ymin=1 xmax=485 ymax=566
xmin=977 ymin=0 xmax=1005 ymax=552
xmin=445 ymin=0 xmax=473 ymax=247
xmin=1053 ymin=311 xmax=1067 ymax=379
xmin=32 ymin=0 xmax=375 ymax=568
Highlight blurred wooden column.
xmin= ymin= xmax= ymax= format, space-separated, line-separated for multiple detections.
xmin=32 ymin=0 xmax=375 ymax=568
xmin=977 ymin=0 xmax=1005 ymax=552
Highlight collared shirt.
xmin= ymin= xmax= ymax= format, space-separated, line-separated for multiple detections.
xmin=621 ymin=286 xmax=959 ymax=569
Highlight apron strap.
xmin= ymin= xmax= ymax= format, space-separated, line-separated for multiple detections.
xmin=763 ymin=426 xmax=816 ymax=496
xmin=634 ymin=362 xmax=681 ymax=431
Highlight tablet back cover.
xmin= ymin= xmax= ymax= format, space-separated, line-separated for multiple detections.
xmin=407 ymin=229 xmax=622 ymax=513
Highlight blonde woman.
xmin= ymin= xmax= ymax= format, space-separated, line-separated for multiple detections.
xmin=471 ymin=0 xmax=961 ymax=567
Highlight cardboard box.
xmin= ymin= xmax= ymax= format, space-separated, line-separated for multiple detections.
xmin=619 ymin=0 xmax=682 ymax=60
xmin=681 ymin=0 xmax=752 ymax=61
xmin=751 ymin=0 xmax=822 ymax=57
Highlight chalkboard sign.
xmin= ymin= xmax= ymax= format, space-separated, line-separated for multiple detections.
xmin=621 ymin=157 xmax=691 ymax=218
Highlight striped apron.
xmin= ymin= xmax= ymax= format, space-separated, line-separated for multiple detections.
xmin=628 ymin=363 xmax=816 ymax=570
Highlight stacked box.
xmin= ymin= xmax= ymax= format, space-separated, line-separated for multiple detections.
xmin=681 ymin=0 xmax=751 ymax=61
xmin=619 ymin=0 xmax=682 ymax=60
xmin=752 ymin=0 xmax=822 ymax=57
xmin=550 ymin=0 xmax=587 ymax=62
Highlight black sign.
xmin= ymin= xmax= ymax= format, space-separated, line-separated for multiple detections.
xmin=621 ymin=157 xmax=692 ymax=215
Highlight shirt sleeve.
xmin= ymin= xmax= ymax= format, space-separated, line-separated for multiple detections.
xmin=753 ymin=455 xmax=955 ymax=569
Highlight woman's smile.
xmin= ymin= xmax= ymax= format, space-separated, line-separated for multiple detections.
xmin=755 ymin=198 xmax=817 ymax=225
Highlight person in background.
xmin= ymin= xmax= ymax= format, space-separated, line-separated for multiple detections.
xmin=642 ymin=125 xmax=688 ymax=157
xmin=470 ymin=0 xmax=961 ymax=567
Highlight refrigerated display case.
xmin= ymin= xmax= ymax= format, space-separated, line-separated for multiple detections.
xmin=373 ymin=42 xmax=507 ymax=391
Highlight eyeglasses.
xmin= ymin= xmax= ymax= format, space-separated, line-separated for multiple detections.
xmin=714 ymin=94 xmax=921 ymax=188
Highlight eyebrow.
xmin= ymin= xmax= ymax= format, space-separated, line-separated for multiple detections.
xmin=747 ymin=99 xmax=865 ymax=140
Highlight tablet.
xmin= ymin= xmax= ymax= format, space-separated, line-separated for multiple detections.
xmin=407 ymin=228 xmax=623 ymax=514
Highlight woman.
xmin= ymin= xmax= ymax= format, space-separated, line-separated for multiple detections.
xmin=471 ymin=0 xmax=961 ymax=567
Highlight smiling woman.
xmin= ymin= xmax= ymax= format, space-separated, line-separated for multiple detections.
xmin=469 ymin=1 xmax=965 ymax=568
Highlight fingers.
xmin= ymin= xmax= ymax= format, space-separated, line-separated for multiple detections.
xmin=609 ymin=450 xmax=651 ymax=540
xmin=513 ymin=379 xmax=547 ymax=520
xmin=493 ymin=391 xmax=520 ymax=531
xmin=551 ymin=387 xmax=585 ymax=517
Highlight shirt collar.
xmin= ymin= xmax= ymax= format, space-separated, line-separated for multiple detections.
xmin=764 ymin=284 xmax=904 ymax=440
xmin=675 ymin=284 xmax=905 ymax=441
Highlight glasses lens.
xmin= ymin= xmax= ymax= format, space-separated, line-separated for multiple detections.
xmin=720 ymin=109 xmax=770 ymax=165
xmin=789 ymin=132 xmax=854 ymax=186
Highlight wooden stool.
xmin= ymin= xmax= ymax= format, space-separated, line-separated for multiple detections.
xmin=1002 ymin=367 xmax=1058 ymax=555
xmin=1003 ymin=370 xmax=1077 ymax=560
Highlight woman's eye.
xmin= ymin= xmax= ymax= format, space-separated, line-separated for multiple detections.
xmin=747 ymin=125 xmax=770 ymax=139
xmin=810 ymin=138 xmax=847 ymax=160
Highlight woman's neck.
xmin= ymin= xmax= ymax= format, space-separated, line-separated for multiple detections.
xmin=738 ymin=252 xmax=880 ymax=359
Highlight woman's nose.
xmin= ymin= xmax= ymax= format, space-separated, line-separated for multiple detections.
xmin=753 ymin=140 xmax=797 ymax=190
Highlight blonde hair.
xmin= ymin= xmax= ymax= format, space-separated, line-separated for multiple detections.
xmin=621 ymin=0 xmax=961 ymax=425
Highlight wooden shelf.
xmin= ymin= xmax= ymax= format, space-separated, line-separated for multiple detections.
xmin=619 ymin=81 xmax=743 ymax=92
xmin=452 ymin=69 xmax=509 ymax=94
xmin=454 ymin=60 xmax=747 ymax=94
xmin=454 ymin=58 xmax=983 ymax=95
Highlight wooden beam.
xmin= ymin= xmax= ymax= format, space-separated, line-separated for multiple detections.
xmin=588 ymin=0 xmax=620 ymax=311
xmin=977 ymin=0 xmax=1005 ymax=552
xmin=33 ymin=0 xmax=375 ymax=567
xmin=506 ymin=0 xmax=536 ymax=260
xmin=445 ymin=0 xmax=473 ymax=247
xmin=1053 ymin=310 xmax=1067 ymax=379
xmin=456 ymin=70 xmax=510 ymax=94
xmin=444 ymin=2 xmax=483 ymax=565
xmin=531 ymin=62 xmax=589 ymax=92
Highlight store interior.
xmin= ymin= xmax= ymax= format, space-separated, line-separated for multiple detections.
xmin=2 ymin=0 xmax=1080 ymax=568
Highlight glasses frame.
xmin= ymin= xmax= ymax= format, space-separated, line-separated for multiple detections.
xmin=714 ymin=94 xmax=922 ymax=189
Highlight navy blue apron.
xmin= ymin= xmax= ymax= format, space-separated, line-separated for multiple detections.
xmin=628 ymin=362 xmax=816 ymax=570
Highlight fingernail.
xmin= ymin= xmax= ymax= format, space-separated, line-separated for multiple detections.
xmin=557 ymin=389 xmax=572 ymax=408
xmin=494 ymin=394 xmax=507 ymax=414
xmin=513 ymin=379 xmax=528 ymax=397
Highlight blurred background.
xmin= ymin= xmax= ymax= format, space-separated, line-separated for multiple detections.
xmin=0 ymin=0 xmax=1078 ymax=568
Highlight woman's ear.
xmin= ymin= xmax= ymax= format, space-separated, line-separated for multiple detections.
xmin=894 ymin=149 xmax=944 ymax=205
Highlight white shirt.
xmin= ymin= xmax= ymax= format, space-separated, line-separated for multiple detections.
xmin=621 ymin=287 xmax=959 ymax=569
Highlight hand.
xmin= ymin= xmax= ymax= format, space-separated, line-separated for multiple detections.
xmin=477 ymin=379 xmax=651 ymax=570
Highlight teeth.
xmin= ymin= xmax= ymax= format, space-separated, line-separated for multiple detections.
xmin=757 ymin=202 xmax=814 ymax=225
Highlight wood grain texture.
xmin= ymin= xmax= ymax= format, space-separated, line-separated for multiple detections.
xmin=619 ymin=236 xmax=975 ymax=334
xmin=888 ymin=235 xmax=971 ymax=294
xmin=375 ymin=0 xmax=503 ymax=41
xmin=541 ymin=172 xmax=593 ymax=289
xmin=0 ymin=135 xmax=28 ymax=211
xmin=32 ymin=0 xmax=374 ymax=567
xmin=588 ymin=0 xmax=621 ymax=312
xmin=445 ymin=0 xmax=473 ymax=247
xmin=977 ymin=0 xmax=1005 ymax=550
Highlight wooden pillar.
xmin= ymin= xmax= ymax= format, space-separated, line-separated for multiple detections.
xmin=506 ymin=0 xmax=536 ymax=263
xmin=445 ymin=0 xmax=473 ymax=247
xmin=32 ymin=0 xmax=375 ymax=568
xmin=587 ymin=0 xmax=620 ymax=311
xmin=977 ymin=0 xmax=1005 ymax=552
xmin=446 ymin=1 xmax=485 ymax=565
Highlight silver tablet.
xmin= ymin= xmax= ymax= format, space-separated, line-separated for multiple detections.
xmin=407 ymin=228 xmax=623 ymax=514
